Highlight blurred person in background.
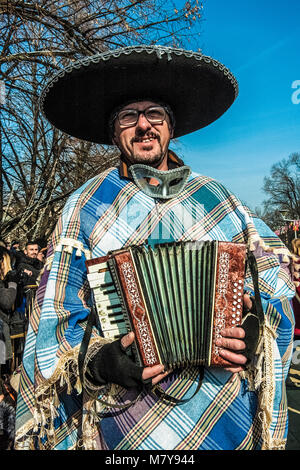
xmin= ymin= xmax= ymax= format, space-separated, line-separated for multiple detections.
xmin=13 ymin=241 xmax=44 ymax=316
xmin=0 ymin=247 xmax=18 ymax=376
xmin=10 ymin=240 xmax=20 ymax=254
xmin=291 ymin=238 xmax=300 ymax=339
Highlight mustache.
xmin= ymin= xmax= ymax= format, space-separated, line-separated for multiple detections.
xmin=131 ymin=132 xmax=160 ymax=144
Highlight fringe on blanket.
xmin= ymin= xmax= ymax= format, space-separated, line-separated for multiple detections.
xmin=14 ymin=337 xmax=114 ymax=450
xmin=241 ymin=228 xmax=293 ymax=450
xmin=241 ymin=318 xmax=287 ymax=450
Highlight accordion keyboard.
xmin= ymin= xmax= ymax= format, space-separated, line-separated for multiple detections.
xmin=87 ymin=259 xmax=128 ymax=339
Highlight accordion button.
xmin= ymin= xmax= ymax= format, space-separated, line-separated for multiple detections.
xmin=232 ymin=320 xmax=236 ymax=324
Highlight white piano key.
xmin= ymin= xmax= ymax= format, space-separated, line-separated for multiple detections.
xmin=95 ymin=295 xmax=121 ymax=309
xmin=104 ymin=326 xmax=128 ymax=339
xmin=97 ymin=313 xmax=127 ymax=332
xmin=87 ymin=261 xmax=109 ymax=273
xmin=94 ymin=288 xmax=119 ymax=300
xmin=87 ymin=271 xmax=113 ymax=287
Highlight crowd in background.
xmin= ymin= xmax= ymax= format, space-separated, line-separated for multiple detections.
xmin=0 ymin=238 xmax=47 ymax=449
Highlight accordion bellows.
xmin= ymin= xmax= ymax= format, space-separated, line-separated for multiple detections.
xmin=86 ymin=241 xmax=247 ymax=369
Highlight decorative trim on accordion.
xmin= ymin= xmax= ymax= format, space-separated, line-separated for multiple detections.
xmin=211 ymin=242 xmax=246 ymax=366
xmin=121 ymin=261 xmax=158 ymax=365
xmin=214 ymin=252 xmax=230 ymax=356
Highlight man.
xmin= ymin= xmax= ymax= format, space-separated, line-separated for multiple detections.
xmin=13 ymin=241 xmax=43 ymax=314
xmin=15 ymin=45 xmax=295 ymax=450
xmin=14 ymin=241 xmax=43 ymax=284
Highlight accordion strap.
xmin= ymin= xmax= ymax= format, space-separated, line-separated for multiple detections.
xmin=151 ymin=367 xmax=205 ymax=405
xmin=78 ymin=305 xmax=99 ymax=388
xmin=246 ymin=251 xmax=265 ymax=326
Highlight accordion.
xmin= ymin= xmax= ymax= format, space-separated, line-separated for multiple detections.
xmin=86 ymin=241 xmax=247 ymax=370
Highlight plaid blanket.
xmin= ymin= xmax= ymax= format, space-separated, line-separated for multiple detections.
xmin=14 ymin=166 xmax=295 ymax=450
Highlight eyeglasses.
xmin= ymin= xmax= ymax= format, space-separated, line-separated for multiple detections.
xmin=116 ymin=106 xmax=167 ymax=127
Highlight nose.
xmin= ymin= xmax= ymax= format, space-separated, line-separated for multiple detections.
xmin=136 ymin=112 xmax=152 ymax=132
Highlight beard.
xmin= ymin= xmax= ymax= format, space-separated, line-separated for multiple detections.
xmin=131 ymin=149 xmax=164 ymax=167
xmin=129 ymin=133 xmax=165 ymax=168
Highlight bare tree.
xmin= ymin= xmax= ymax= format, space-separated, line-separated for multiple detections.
xmin=262 ymin=153 xmax=300 ymax=221
xmin=0 ymin=0 xmax=204 ymax=242
xmin=255 ymin=153 xmax=300 ymax=248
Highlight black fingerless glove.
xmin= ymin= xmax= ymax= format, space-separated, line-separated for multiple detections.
xmin=86 ymin=338 xmax=146 ymax=390
xmin=241 ymin=297 xmax=260 ymax=363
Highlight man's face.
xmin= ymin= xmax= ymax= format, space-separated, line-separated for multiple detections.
xmin=113 ymin=101 xmax=173 ymax=170
xmin=24 ymin=244 xmax=39 ymax=259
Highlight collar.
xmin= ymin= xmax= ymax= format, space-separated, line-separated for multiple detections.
xmin=119 ymin=150 xmax=184 ymax=181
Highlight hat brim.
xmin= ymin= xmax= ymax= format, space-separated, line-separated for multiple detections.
xmin=40 ymin=46 xmax=238 ymax=145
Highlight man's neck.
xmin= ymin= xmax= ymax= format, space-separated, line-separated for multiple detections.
xmin=121 ymin=152 xmax=169 ymax=172
xmin=119 ymin=150 xmax=184 ymax=181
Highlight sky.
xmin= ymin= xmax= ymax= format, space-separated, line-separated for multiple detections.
xmin=172 ymin=0 xmax=300 ymax=211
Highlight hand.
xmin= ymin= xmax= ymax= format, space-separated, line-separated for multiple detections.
xmin=23 ymin=269 xmax=32 ymax=276
xmin=88 ymin=331 xmax=169 ymax=390
xmin=215 ymin=294 xmax=253 ymax=373
xmin=121 ymin=332 xmax=170 ymax=386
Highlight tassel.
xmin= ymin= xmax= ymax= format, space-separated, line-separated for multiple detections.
xmin=55 ymin=243 xmax=62 ymax=252
xmin=53 ymin=388 xmax=60 ymax=408
xmin=258 ymin=238 xmax=267 ymax=250
xmin=248 ymin=238 xmax=256 ymax=252
xmin=60 ymin=373 xmax=65 ymax=387
xmin=64 ymin=245 xmax=73 ymax=255
xmin=40 ymin=408 xmax=47 ymax=427
xmin=33 ymin=408 xmax=41 ymax=432
xmin=65 ymin=366 xmax=72 ymax=394
xmin=76 ymin=247 xmax=82 ymax=257
xmin=75 ymin=375 xmax=82 ymax=394
xmin=50 ymin=402 xmax=59 ymax=420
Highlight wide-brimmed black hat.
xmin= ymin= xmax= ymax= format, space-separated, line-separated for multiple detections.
xmin=40 ymin=45 xmax=238 ymax=145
